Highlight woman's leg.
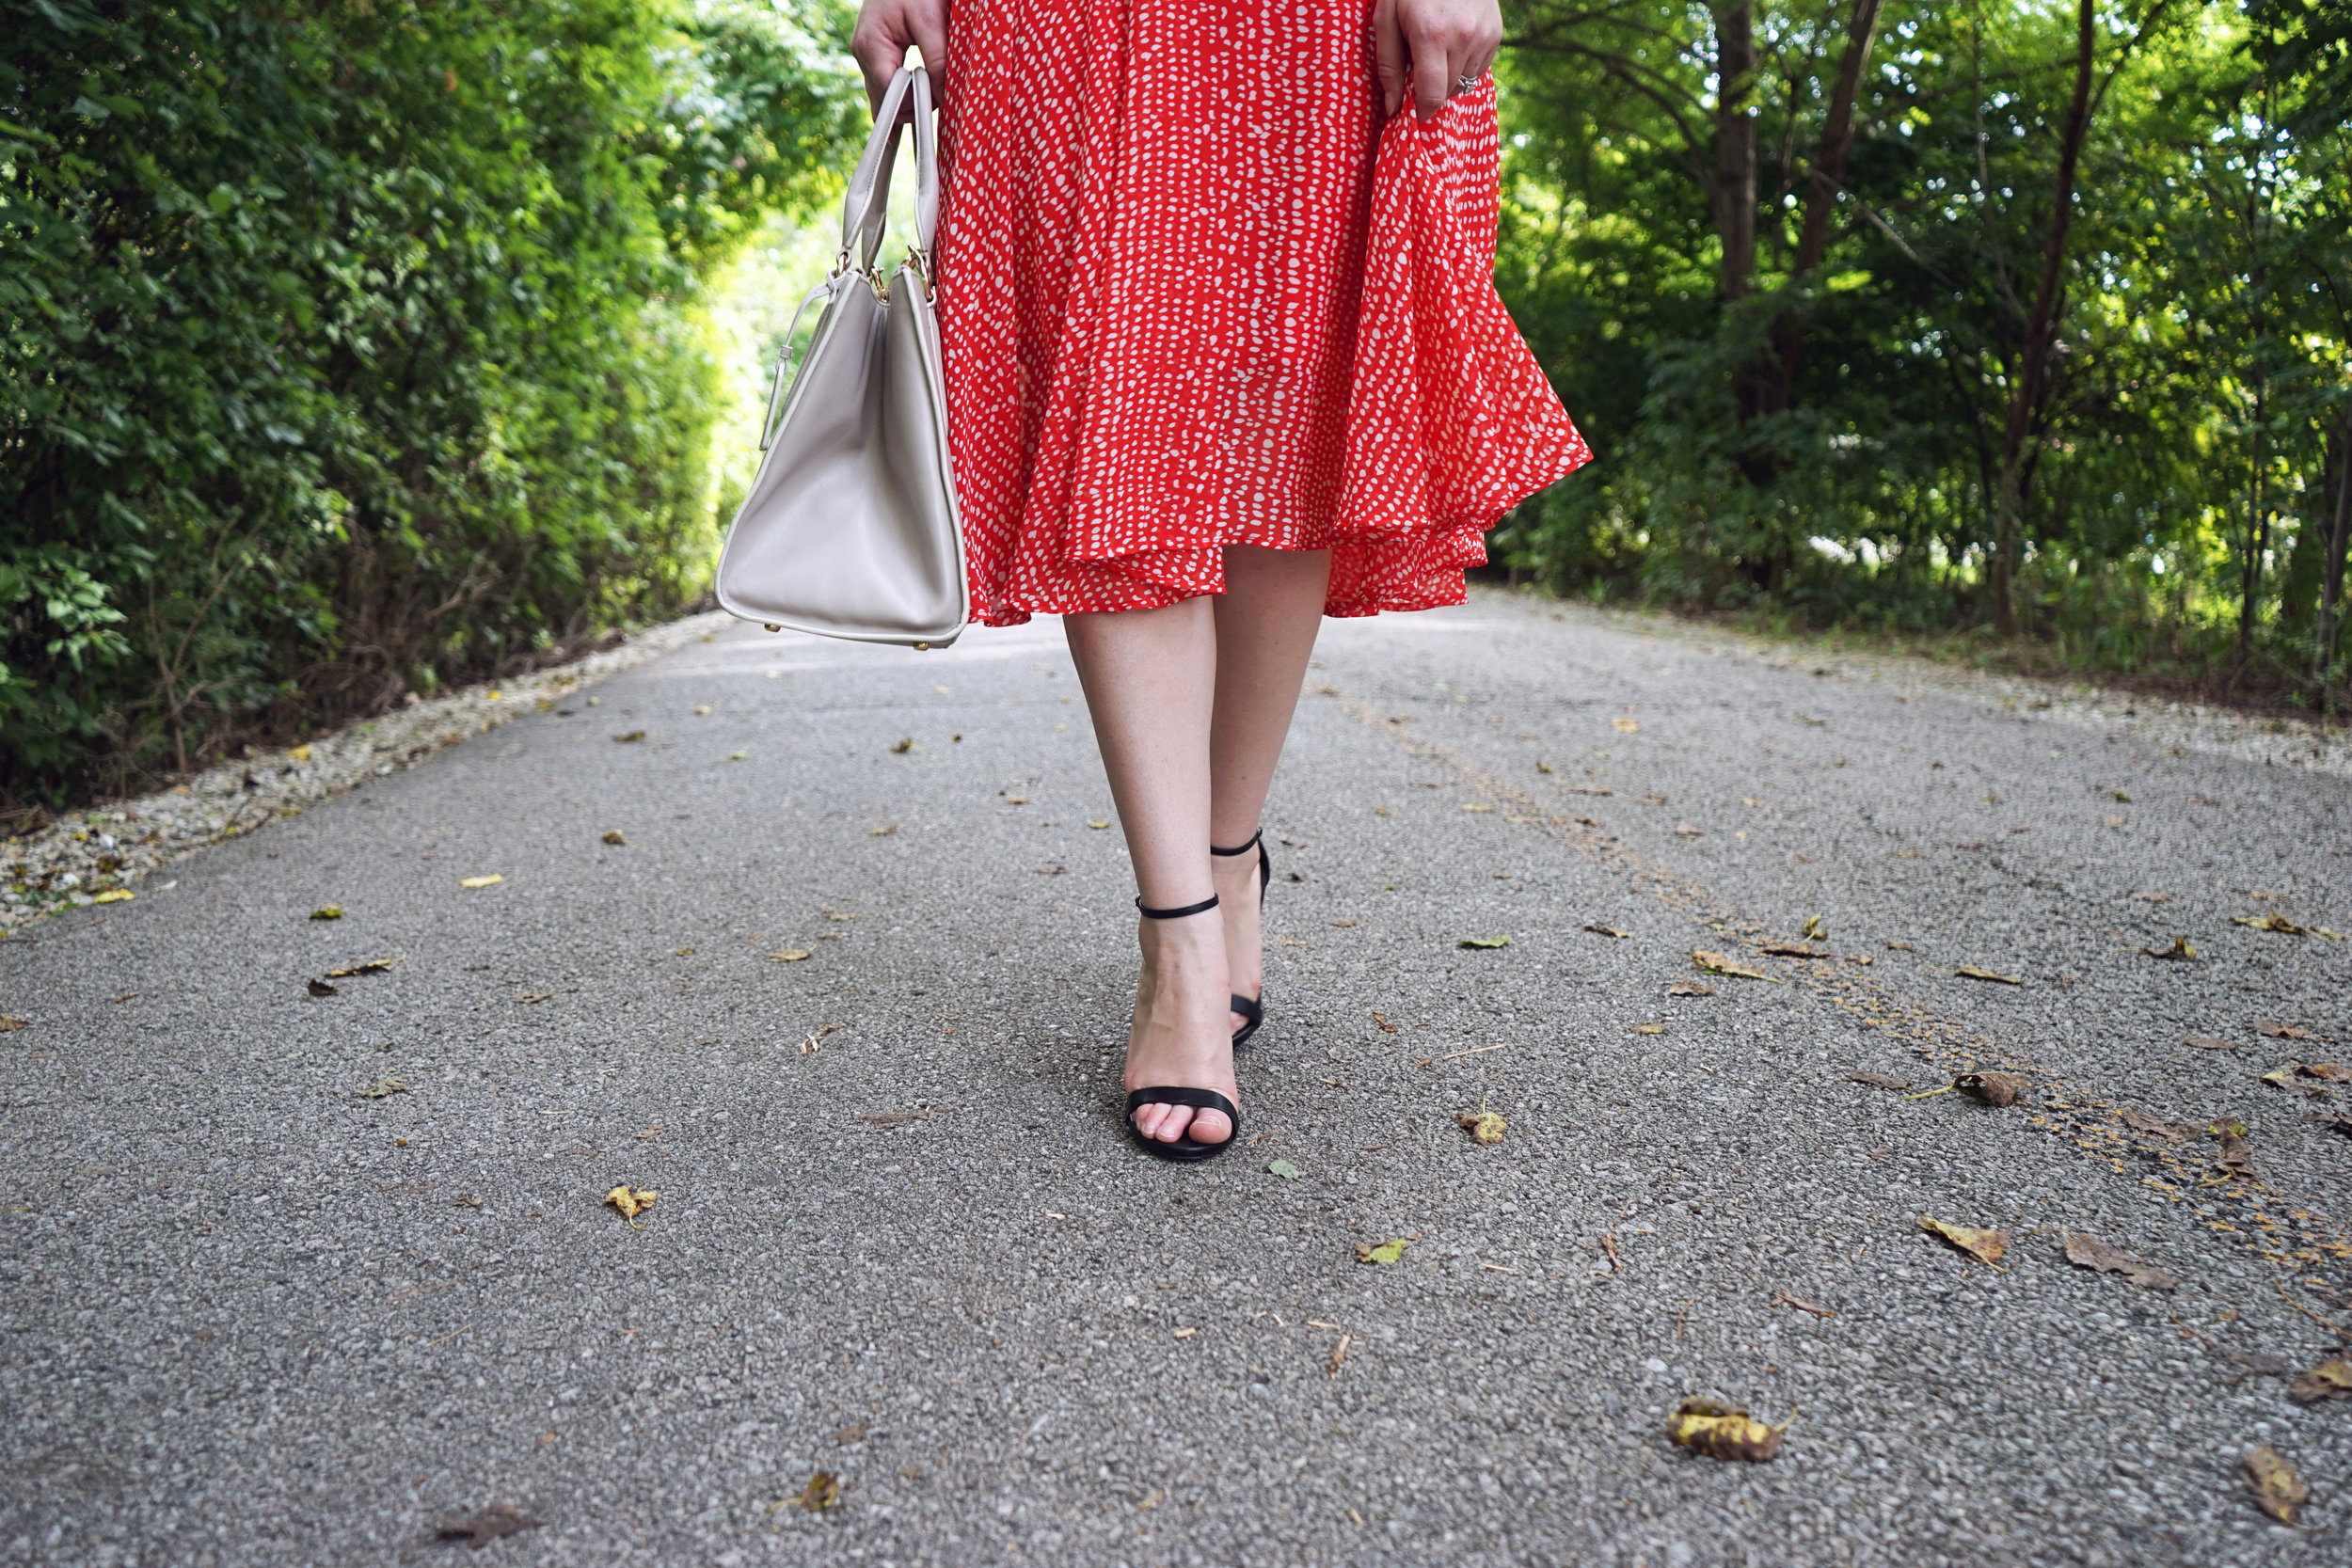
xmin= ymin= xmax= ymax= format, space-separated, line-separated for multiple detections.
xmin=1208 ymin=546 xmax=1332 ymax=1031
xmin=1063 ymin=598 xmax=1236 ymax=1147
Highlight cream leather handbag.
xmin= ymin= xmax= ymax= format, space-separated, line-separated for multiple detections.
xmin=715 ymin=65 xmax=966 ymax=648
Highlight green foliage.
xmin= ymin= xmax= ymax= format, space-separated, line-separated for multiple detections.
xmin=0 ymin=0 xmax=858 ymax=806
xmin=1493 ymin=1 xmax=2352 ymax=704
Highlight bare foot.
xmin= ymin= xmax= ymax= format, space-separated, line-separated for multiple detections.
xmin=1211 ymin=844 xmax=1264 ymax=1037
xmin=1124 ymin=909 xmax=1239 ymax=1147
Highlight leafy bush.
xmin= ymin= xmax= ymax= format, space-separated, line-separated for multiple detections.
xmin=0 ymin=0 xmax=858 ymax=809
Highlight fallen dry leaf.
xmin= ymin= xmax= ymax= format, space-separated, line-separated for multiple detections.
xmin=91 ymin=889 xmax=133 ymax=904
xmin=2209 ymin=1118 xmax=2256 ymax=1180
xmin=889 ymin=737 xmax=913 ymax=754
xmin=1802 ymin=914 xmax=1827 ymax=942
xmin=309 ymin=906 xmax=342 ymax=921
xmin=834 ymin=1421 xmax=867 ymax=1445
xmin=612 ymin=730 xmax=645 ymax=743
xmin=307 ymin=978 xmax=339 ymax=997
xmin=2244 ymin=1446 xmax=2308 ymax=1524
xmin=1581 ymin=923 xmax=1629 ymax=939
xmin=452 ymin=1194 xmax=483 ymax=1208
xmin=799 ymin=1472 xmax=841 ymax=1513
xmin=357 ymin=1077 xmax=405 ymax=1099
xmin=1757 ymin=941 xmax=1828 ymax=958
xmin=436 ymin=1504 xmax=541 ymax=1546
xmin=1612 ymin=718 xmax=1641 ymax=733
xmin=1632 ymin=1022 xmax=1665 ymax=1036
xmin=1675 ymin=820 xmax=1703 ymax=837
xmin=1664 ymin=1399 xmax=1788 ymax=1463
xmin=1355 ymin=1237 xmax=1415 ymax=1265
xmin=1666 ymin=981 xmax=1715 ymax=997
xmin=2257 ymin=1020 xmax=2326 ymax=1042
xmin=2307 ymin=1110 xmax=2352 ymax=1136
xmin=2232 ymin=913 xmax=2309 ymax=936
xmin=1849 ymin=1071 xmax=1909 ymax=1091
xmin=768 ymin=948 xmax=813 ymax=963
xmin=2141 ymin=937 xmax=2196 ymax=961
xmin=1456 ymin=935 xmax=1511 ymax=949
xmin=868 ymin=823 xmax=898 ymax=836
xmin=603 ymin=1185 xmax=659 ymax=1222
xmin=602 ymin=830 xmax=627 ymax=846
xmin=2288 ymin=1357 xmax=2352 ymax=1404
xmin=1956 ymin=1070 xmax=2025 ymax=1107
xmin=1329 ymin=918 xmax=1359 ymax=927
xmin=2059 ymin=1232 xmax=2176 ymax=1291
xmin=1267 ymin=1159 xmax=1302 ymax=1179
xmin=1885 ymin=940 xmax=1915 ymax=951
xmin=2261 ymin=1068 xmax=2333 ymax=1100
xmin=1371 ymin=1011 xmax=1398 ymax=1033
xmin=1171 ymin=1327 xmax=1197 ymax=1339
xmin=1953 ymin=964 xmax=2024 ymax=984
xmin=0 ymin=1017 xmax=26 ymax=1031
xmin=2298 ymin=1063 xmax=2352 ymax=1082
xmin=1692 ymin=949 xmax=1771 ymax=981
xmin=2120 ymin=1107 xmax=2197 ymax=1142
xmin=2184 ymin=1035 xmax=2238 ymax=1051
xmin=1918 ymin=1216 xmax=2009 ymax=1267
xmin=1327 ymin=1333 xmax=1351 ymax=1377
xmin=1455 ymin=1111 xmax=1507 ymax=1145
xmin=458 ymin=875 xmax=502 ymax=889
xmin=324 ymin=958 xmax=396 ymax=977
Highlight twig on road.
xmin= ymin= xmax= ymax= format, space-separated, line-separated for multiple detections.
xmin=1600 ymin=1232 xmax=1621 ymax=1274
xmin=1674 ymin=1295 xmax=1696 ymax=1339
xmin=1416 ymin=1044 xmax=1512 ymax=1068
xmin=2274 ymin=1274 xmax=2352 ymax=1340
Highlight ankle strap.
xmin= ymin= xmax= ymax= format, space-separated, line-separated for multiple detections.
xmin=1136 ymin=894 xmax=1219 ymax=920
xmin=1209 ymin=828 xmax=1263 ymax=857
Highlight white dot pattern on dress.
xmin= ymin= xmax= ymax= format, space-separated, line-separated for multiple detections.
xmin=936 ymin=1 xmax=1591 ymax=626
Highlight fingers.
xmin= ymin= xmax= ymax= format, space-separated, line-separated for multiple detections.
xmin=850 ymin=0 xmax=950 ymax=114
xmin=1371 ymin=0 xmax=1406 ymax=119
xmin=1397 ymin=0 xmax=1504 ymax=119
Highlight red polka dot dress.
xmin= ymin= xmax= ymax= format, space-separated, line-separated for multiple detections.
xmin=935 ymin=1 xmax=1592 ymax=626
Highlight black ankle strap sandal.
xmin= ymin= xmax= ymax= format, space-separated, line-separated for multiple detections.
xmin=1128 ymin=893 xmax=1238 ymax=1162
xmin=1211 ymin=828 xmax=1271 ymax=1048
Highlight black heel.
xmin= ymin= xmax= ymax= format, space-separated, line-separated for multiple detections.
xmin=1211 ymin=829 xmax=1270 ymax=1047
xmin=1127 ymin=894 xmax=1240 ymax=1163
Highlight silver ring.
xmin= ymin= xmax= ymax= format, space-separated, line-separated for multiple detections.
xmin=1454 ymin=72 xmax=1480 ymax=92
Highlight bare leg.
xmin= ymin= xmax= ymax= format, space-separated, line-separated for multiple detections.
xmin=1208 ymin=546 xmax=1332 ymax=1032
xmin=1063 ymin=598 xmax=1235 ymax=1147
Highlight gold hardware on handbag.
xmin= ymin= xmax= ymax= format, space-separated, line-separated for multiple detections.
xmin=714 ymin=65 xmax=966 ymax=649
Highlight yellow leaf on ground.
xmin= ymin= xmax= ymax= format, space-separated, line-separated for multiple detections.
xmin=1356 ymin=1238 xmax=1415 ymax=1265
xmin=1692 ymin=949 xmax=1771 ymax=981
xmin=1632 ymin=1022 xmax=1665 ymax=1036
xmin=309 ymin=906 xmax=343 ymax=920
xmin=2233 ymin=913 xmax=2309 ymax=935
xmin=458 ymin=875 xmax=502 ymax=888
xmin=601 ymin=830 xmax=626 ymax=846
xmin=1088 ymin=819 xmax=1111 ymax=829
xmin=2245 ymin=1446 xmax=2308 ymax=1523
xmin=869 ymin=824 xmax=898 ymax=836
xmin=1455 ymin=1111 xmax=1506 ymax=1144
xmin=325 ymin=958 xmax=396 ymax=977
xmin=1456 ymin=935 xmax=1511 ymax=949
xmin=1953 ymin=964 xmax=2023 ymax=984
xmin=768 ymin=949 xmax=813 ymax=962
xmin=2140 ymin=938 xmax=2195 ymax=962
xmin=2288 ymin=1358 xmax=2352 ymax=1404
xmin=357 ymin=1077 xmax=405 ymax=1099
xmin=604 ymin=1185 xmax=658 ymax=1222
xmin=1918 ymin=1216 xmax=2009 ymax=1267
xmin=612 ymin=730 xmax=644 ymax=743
xmin=798 ymin=1472 xmax=841 ymax=1513
xmin=1612 ymin=718 xmax=1641 ymax=733
xmin=1665 ymin=1399 xmax=1788 ymax=1462
xmin=91 ymin=889 xmax=134 ymax=904
xmin=1802 ymin=914 xmax=1827 ymax=941
xmin=1460 ymin=802 xmax=1494 ymax=813
xmin=289 ymin=744 xmax=312 ymax=762
xmin=0 ymin=1017 xmax=26 ymax=1031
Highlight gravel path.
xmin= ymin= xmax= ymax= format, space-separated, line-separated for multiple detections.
xmin=3 ymin=590 xmax=2346 ymax=1566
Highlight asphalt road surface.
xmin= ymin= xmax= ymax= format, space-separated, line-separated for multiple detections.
xmin=5 ymin=591 xmax=2348 ymax=1567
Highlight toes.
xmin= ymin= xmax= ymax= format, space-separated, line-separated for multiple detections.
xmin=1184 ymin=1107 xmax=1232 ymax=1146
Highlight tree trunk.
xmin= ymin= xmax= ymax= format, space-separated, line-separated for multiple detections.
xmin=1714 ymin=4 xmax=1757 ymax=307
xmin=1989 ymin=0 xmax=2098 ymax=638
xmin=2320 ymin=414 xmax=2352 ymax=705
xmin=1768 ymin=0 xmax=1887 ymax=414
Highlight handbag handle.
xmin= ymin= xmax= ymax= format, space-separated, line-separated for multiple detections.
xmin=839 ymin=65 xmax=939 ymax=278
